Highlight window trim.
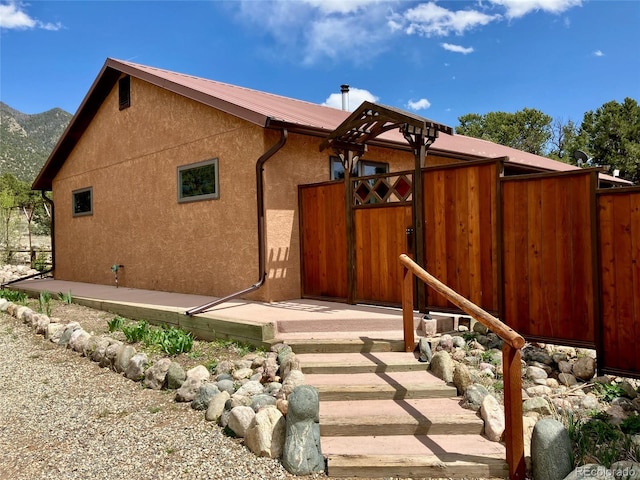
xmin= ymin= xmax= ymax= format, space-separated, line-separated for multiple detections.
xmin=177 ymin=158 xmax=220 ymax=203
xmin=330 ymin=156 xmax=389 ymax=180
xmin=72 ymin=187 xmax=93 ymax=217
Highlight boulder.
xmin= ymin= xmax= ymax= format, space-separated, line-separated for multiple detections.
xmin=175 ymin=365 xmax=210 ymax=402
xmin=531 ymin=419 xmax=573 ymax=480
xmin=282 ymin=385 xmax=324 ymax=475
xmin=114 ymin=345 xmax=137 ymax=373
xmin=480 ymin=394 xmax=504 ymax=442
xmin=124 ymin=352 xmax=148 ymax=381
xmin=573 ymin=356 xmax=596 ymax=381
xmin=462 ymin=383 xmax=490 ymax=411
xmin=245 ymin=407 xmax=286 ymax=459
xmin=205 ymin=391 xmax=230 ymax=423
xmin=143 ymin=358 xmax=172 ymax=390
xmin=453 ymin=363 xmax=473 ymax=395
xmin=430 ymin=350 xmax=454 ymax=383
xmin=191 ymin=383 xmax=221 ymax=410
xmin=166 ymin=361 xmax=186 ymax=389
xmin=281 ymin=370 xmax=305 ymax=397
xmin=228 ymin=406 xmax=256 ymax=438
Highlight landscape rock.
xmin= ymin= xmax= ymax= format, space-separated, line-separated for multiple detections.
xmin=453 ymin=363 xmax=473 ymax=395
xmin=124 ymin=352 xmax=148 ymax=381
xmin=281 ymin=369 xmax=305 ymax=397
xmin=175 ymin=365 xmax=210 ymax=402
xmin=251 ymin=394 xmax=277 ymax=412
xmin=191 ymin=383 xmax=221 ymax=410
xmin=205 ymin=390 xmax=230 ymax=422
xmin=418 ymin=337 xmax=432 ymax=363
xmin=523 ymin=397 xmax=552 ymax=416
xmin=235 ymin=380 xmax=265 ymax=397
xmin=480 ymin=394 xmax=504 ymax=442
xmin=573 ymin=356 xmax=596 ymax=381
xmin=282 ymin=385 xmax=324 ymax=475
xmin=228 ymin=405 xmax=256 ymax=438
xmin=166 ymin=361 xmax=186 ymax=389
xmin=430 ymin=350 xmax=454 ymax=383
xmin=114 ymin=345 xmax=136 ymax=373
xmin=462 ymin=383 xmax=490 ymax=411
xmin=143 ymin=358 xmax=172 ymax=390
xmin=532 ymin=418 xmax=573 ymax=480
xmin=245 ymin=407 xmax=286 ymax=459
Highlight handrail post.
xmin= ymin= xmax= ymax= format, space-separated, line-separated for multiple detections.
xmin=502 ymin=343 xmax=525 ymax=479
xmin=402 ymin=265 xmax=415 ymax=352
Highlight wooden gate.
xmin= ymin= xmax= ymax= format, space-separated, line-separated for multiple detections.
xmin=300 ymin=172 xmax=414 ymax=305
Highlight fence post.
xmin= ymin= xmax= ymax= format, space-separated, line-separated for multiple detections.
xmin=502 ymin=342 xmax=525 ymax=479
xmin=402 ymin=265 xmax=415 ymax=352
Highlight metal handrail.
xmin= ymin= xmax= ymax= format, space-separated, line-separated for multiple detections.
xmin=399 ymin=253 xmax=525 ymax=479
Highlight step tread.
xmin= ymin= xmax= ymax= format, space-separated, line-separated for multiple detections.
xmin=322 ymin=434 xmax=506 ymax=457
xmin=319 ymin=398 xmax=481 ymax=420
xmin=305 ymin=370 xmax=446 ymax=386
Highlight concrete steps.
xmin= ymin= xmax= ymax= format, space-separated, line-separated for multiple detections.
xmin=297 ymin=350 xmax=508 ymax=478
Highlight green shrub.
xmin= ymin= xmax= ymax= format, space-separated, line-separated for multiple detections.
xmin=157 ymin=327 xmax=194 ymax=355
xmin=57 ymin=290 xmax=73 ymax=304
xmin=620 ymin=415 xmax=640 ymax=435
xmin=38 ymin=290 xmax=52 ymax=316
xmin=122 ymin=321 xmax=150 ymax=343
xmin=594 ymin=382 xmax=627 ymax=402
xmin=0 ymin=289 xmax=28 ymax=304
xmin=33 ymin=251 xmax=49 ymax=272
xmin=107 ymin=316 xmax=125 ymax=333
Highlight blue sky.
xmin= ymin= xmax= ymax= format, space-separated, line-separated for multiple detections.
xmin=1 ymin=0 xmax=638 ymax=129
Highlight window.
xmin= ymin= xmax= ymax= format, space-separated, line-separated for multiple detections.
xmin=119 ymin=76 xmax=131 ymax=110
xmin=72 ymin=187 xmax=93 ymax=216
xmin=330 ymin=156 xmax=389 ymax=180
xmin=178 ymin=158 xmax=219 ymax=202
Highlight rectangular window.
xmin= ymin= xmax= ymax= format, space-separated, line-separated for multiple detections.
xmin=72 ymin=187 xmax=93 ymax=216
xmin=178 ymin=158 xmax=219 ymax=203
xmin=119 ymin=76 xmax=131 ymax=110
xmin=330 ymin=156 xmax=389 ymax=180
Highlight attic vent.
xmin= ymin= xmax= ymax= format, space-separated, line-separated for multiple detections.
xmin=119 ymin=76 xmax=131 ymax=110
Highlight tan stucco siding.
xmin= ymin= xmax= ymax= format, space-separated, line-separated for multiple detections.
xmin=53 ymin=77 xmax=264 ymax=296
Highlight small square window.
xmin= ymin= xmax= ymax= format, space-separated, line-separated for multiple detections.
xmin=72 ymin=187 xmax=93 ymax=216
xmin=119 ymin=76 xmax=131 ymax=110
xmin=178 ymin=158 xmax=219 ymax=203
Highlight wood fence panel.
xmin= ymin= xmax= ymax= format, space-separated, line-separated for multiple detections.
xmin=299 ymin=182 xmax=347 ymax=300
xmin=597 ymin=188 xmax=640 ymax=376
xmin=355 ymin=205 xmax=413 ymax=305
xmin=423 ymin=162 xmax=499 ymax=313
xmin=501 ymin=172 xmax=595 ymax=346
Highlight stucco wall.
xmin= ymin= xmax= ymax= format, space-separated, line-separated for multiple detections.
xmin=53 ymin=76 xmax=265 ymax=297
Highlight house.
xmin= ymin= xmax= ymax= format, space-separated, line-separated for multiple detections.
xmin=32 ymin=58 xmax=627 ymax=309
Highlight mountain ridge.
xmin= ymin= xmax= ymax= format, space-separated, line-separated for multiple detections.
xmin=0 ymin=102 xmax=72 ymax=184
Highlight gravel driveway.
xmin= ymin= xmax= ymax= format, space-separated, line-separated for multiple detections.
xmin=0 ymin=313 xmax=315 ymax=480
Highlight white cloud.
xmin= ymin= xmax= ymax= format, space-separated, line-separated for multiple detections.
xmin=233 ymin=0 xmax=583 ymax=64
xmin=441 ymin=42 xmax=474 ymax=54
xmin=488 ymin=0 xmax=582 ymax=19
xmin=322 ymin=87 xmax=380 ymax=111
xmin=594 ymin=50 xmax=604 ymax=57
xmin=0 ymin=1 xmax=62 ymax=30
xmin=402 ymin=2 xmax=501 ymax=37
xmin=407 ymin=98 xmax=431 ymax=111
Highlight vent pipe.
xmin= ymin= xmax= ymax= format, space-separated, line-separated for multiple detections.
xmin=340 ymin=84 xmax=350 ymax=111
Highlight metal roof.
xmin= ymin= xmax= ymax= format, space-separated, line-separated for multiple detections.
xmin=32 ymin=58 xmax=629 ymax=190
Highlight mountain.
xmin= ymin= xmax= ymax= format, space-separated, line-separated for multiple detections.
xmin=0 ymin=102 xmax=72 ymax=183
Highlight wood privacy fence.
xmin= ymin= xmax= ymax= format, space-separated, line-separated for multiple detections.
xmin=299 ymin=160 xmax=640 ymax=378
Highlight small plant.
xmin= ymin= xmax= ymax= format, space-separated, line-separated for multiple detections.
xmin=122 ymin=320 xmax=150 ymax=343
xmin=0 ymin=289 xmax=28 ymax=304
xmin=33 ymin=251 xmax=49 ymax=272
xmin=620 ymin=415 xmax=640 ymax=435
xmin=57 ymin=290 xmax=73 ymax=304
xmin=157 ymin=327 xmax=194 ymax=355
xmin=38 ymin=290 xmax=52 ymax=316
xmin=594 ymin=382 xmax=627 ymax=402
xmin=107 ymin=316 xmax=125 ymax=333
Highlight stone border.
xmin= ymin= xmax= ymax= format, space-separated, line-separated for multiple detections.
xmin=0 ymin=299 xmax=325 ymax=476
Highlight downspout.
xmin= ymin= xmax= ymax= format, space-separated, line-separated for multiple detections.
xmin=185 ymin=128 xmax=288 ymax=316
xmin=1 ymin=190 xmax=55 ymax=289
